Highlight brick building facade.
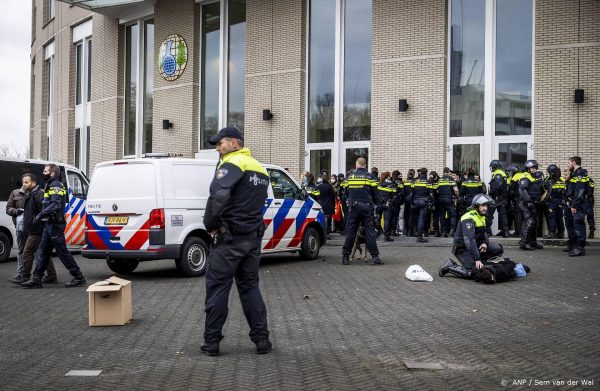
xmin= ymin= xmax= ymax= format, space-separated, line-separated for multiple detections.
xmin=30 ymin=0 xmax=599 ymax=217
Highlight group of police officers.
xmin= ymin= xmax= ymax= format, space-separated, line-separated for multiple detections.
xmin=337 ymin=155 xmax=595 ymax=267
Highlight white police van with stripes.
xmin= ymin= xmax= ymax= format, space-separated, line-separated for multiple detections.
xmin=82 ymin=155 xmax=327 ymax=277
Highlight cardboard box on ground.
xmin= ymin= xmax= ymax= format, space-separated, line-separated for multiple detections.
xmin=86 ymin=276 xmax=132 ymax=326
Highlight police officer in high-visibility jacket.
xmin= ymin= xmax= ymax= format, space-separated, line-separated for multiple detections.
xmin=439 ymin=194 xmax=503 ymax=279
xmin=412 ymin=168 xmax=433 ymax=243
xmin=436 ymin=167 xmax=459 ymax=237
xmin=518 ymin=160 xmax=544 ymax=251
xmin=341 ymin=157 xmax=382 ymax=265
xmin=201 ymin=127 xmax=272 ymax=356
xmin=487 ymin=160 xmax=510 ymax=237
xmin=544 ymin=164 xmax=566 ymax=239
xmin=565 ymin=156 xmax=593 ymax=256
xmin=377 ymin=171 xmax=397 ymax=242
xmin=21 ymin=164 xmax=86 ymax=288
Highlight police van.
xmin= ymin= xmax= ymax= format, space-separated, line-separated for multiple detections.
xmin=0 ymin=157 xmax=90 ymax=262
xmin=82 ymin=156 xmax=327 ymax=277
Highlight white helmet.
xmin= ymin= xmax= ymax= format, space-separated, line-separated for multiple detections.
xmin=471 ymin=193 xmax=494 ymax=209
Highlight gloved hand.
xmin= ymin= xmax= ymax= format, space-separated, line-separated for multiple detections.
xmin=16 ymin=208 xmax=24 ymax=215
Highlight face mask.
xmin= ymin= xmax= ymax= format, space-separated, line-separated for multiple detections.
xmin=42 ymin=174 xmax=51 ymax=181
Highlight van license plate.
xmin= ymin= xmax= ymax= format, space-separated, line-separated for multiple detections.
xmin=105 ymin=216 xmax=129 ymax=225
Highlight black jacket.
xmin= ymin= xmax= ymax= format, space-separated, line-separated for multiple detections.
xmin=203 ymin=148 xmax=269 ymax=235
xmin=316 ymin=182 xmax=335 ymax=215
xmin=5 ymin=188 xmax=25 ymax=226
xmin=38 ymin=178 xmax=67 ymax=223
xmin=343 ymin=167 xmax=378 ymax=203
xmin=23 ymin=185 xmax=44 ymax=235
xmin=453 ymin=209 xmax=489 ymax=262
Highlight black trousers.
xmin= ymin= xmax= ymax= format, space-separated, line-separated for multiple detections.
xmin=343 ymin=202 xmax=379 ymax=257
xmin=204 ymin=235 xmax=269 ymax=344
xmin=437 ymin=200 xmax=457 ymax=234
xmin=380 ymin=205 xmax=394 ymax=237
xmin=33 ymin=223 xmax=82 ymax=278
xmin=487 ymin=198 xmax=509 ymax=233
xmin=519 ymin=201 xmax=538 ymax=246
xmin=455 ymin=242 xmax=504 ymax=270
xmin=570 ymin=201 xmax=591 ymax=250
xmin=545 ymin=199 xmax=565 ymax=235
xmin=403 ymin=201 xmax=414 ymax=234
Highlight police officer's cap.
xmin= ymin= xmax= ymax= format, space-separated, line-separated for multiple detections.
xmin=208 ymin=127 xmax=244 ymax=145
xmin=524 ymin=159 xmax=538 ymax=169
xmin=471 ymin=193 xmax=494 ymax=209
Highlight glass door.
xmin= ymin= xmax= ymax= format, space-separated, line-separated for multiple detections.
xmin=74 ymin=38 xmax=92 ymax=176
xmin=493 ymin=138 xmax=531 ymax=169
xmin=447 ymin=139 xmax=483 ymax=177
xmin=341 ymin=143 xmax=369 ymax=175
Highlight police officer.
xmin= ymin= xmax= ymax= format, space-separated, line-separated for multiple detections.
xmin=21 ymin=164 xmax=86 ymax=288
xmin=377 ymin=171 xmax=397 ymax=242
xmin=564 ymin=156 xmax=592 ymax=256
xmin=305 ymin=173 xmax=321 ymax=198
xmin=439 ymin=194 xmax=503 ymax=279
xmin=487 ymin=160 xmax=510 ymax=237
xmin=518 ymin=160 xmax=543 ymax=251
xmin=201 ymin=127 xmax=272 ymax=356
xmin=508 ymin=165 xmax=525 ymax=236
xmin=544 ymin=164 xmax=566 ymax=239
xmin=390 ymin=170 xmax=404 ymax=236
xmin=428 ymin=171 xmax=441 ymax=237
xmin=341 ymin=157 xmax=382 ymax=265
xmin=459 ymin=167 xmax=485 ymax=217
xmin=586 ymin=177 xmax=595 ymax=239
xmin=412 ymin=167 xmax=433 ymax=243
xmin=436 ymin=167 xmax=459 ymax=237
xmin=403 ymin=169 xmax=416 ymax=236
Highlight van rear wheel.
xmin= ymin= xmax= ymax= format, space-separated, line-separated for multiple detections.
xmin=176 ymin=237 xmax=208 ymax=277
xmin=299 ymin=227 xmax=321 ymax=260
xmin=0 ymin=231 xmax=10 ymax=263
xmin=106 ymin=258 xmax=139 ymax=274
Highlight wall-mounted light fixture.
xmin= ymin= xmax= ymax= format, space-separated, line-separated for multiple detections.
xmin=162 ymin=119 xmax=173 ymax=129
xmin=263 ymin=109 xmax=273 ymax=121
xmin=398 ymin=99 xmax=409 ymax=112
xmin=574 ymin=89 xmax=584 ymax=104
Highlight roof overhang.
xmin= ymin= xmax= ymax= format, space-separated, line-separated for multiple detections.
xmin=57 ymin=0 xmax=155 ymax=19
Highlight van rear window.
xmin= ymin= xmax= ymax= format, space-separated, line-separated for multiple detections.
xmin=88 ymin=163 xmax=156 ymax=199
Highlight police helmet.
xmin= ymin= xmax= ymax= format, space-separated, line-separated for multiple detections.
xmin=471 ymin=193 xmax=494 ymax=209
xmin=524 ymin=160 xmax=538 ymax=170
xmin=505 ymin=165 xmax=518 ymax=176
xmin=547 ymin=164 xmax=559 ymax=176
xmin=489 ymin=160 xmax=502 ymax=171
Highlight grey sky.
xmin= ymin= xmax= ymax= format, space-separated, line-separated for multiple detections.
xmin=0 ymin=0 xmax=30 ymax=151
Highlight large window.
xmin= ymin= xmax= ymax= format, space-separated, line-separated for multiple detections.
xmin=447 ymin=0 xmax=533 ymax=183
xmin=199 ymin=0 xmax=246 ymax=150
xmin=73 ymin=19 xmax=93 ymax=176
xmin=306 ymin=0 xmax=372 ymax=175
xmin=44 ymin=41 xmax=55 ymax=160
xmin=124 ymin=19 xmax=154 ymax=157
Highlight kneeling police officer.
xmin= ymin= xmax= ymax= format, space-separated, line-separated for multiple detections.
xmin=439 ymin=193 xmax=503 ymax=278
xmin=201 ymin=127 xmax=272 ymax=356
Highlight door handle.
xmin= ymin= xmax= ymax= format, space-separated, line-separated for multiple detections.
xmin=274 ymin=201 xmax=282 ymax=205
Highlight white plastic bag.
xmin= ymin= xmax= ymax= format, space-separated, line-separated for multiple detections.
xmin=16 ymin=214 xmax=24 ymax=232
xmin=405 ymin=265 xmax=433 ymax=282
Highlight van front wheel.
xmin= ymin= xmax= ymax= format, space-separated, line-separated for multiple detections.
xmin=176 ymin=237 xmax=208 ymax=277
xmin=106 ymin=258 xmax=139 ymax=274
xmin=299 ymin=227 xmax=321 ymax=260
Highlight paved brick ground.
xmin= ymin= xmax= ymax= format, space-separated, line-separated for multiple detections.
xmin=0 ymin=238 xmax=598 ymax=390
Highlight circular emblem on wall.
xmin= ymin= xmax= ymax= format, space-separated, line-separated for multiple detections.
xmin=158 ymin=34 xmax=188 ymax=81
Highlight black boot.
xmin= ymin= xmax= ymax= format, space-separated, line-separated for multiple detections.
xmin=417 ymin=234 xmax=428 ymax=243
xmin=547 ymin=232 xmax=557 ymax=239
xmin=65 ymin=273 xmax=86 ymax=288
xmin=448 ymin=230 xmax=455 ymax=238
xmin=589 ymin=230 xmax=595 ymax=239
xmin=531 ymin=241 xmax=544 ymax=249
xmin=446 ymin=264 xmax=471 ymax=279
xmin=21 ymin=276 xmax=42 ymax=289
xmin=384 ymin=236 xmax=394 ymax=242
xmin=520 ymin=243 xmax=535 ymax=251
xmin=42 ymin=275 xmax=58 ymax=284
xmin=568 ymin=248 xmax=586 ymax=257
xmin=201 ymin=341 xmax=220 ymax=356
xmin=255 ymin=339 xmax=272 ymax=354
xmin=342 ymin=255 xmax=349 ymax=265
xmin=439 ymin=258 xmax=457 ymax=277
xmin=372 ymin=256 xmax=384 ymax=265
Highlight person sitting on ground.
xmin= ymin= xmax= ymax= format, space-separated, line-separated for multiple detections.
xmin=439 ymin=193 xmax=504 ymax=279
